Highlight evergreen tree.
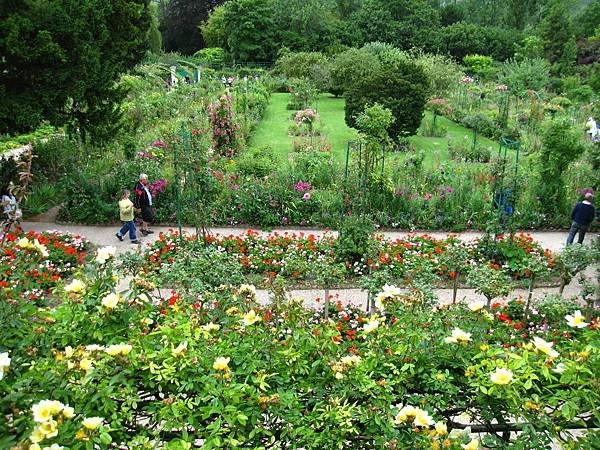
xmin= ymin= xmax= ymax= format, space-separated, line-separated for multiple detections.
xmin=159 ymin=0 xmax=225 ymax=54
xmin=537 ymin=0 xmax=577 ymax=72
xmin=148 ymin=1 xmax=162 ymax=53
xmin=0 ymin=0 xmax=151 ymax=140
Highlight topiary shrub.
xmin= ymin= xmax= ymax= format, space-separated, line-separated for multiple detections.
xmin=344 ymin=60 xmax=428 ymax=140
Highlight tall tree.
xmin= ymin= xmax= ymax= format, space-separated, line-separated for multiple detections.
xmin=537 ymin=0 xmax=577 ymax=72
xmin=0 ymin=0 xmax=151 ymax=140
xmin=159 ymin=0 xmax=225 ymax=54
xmin=221 ymin=0 xmax=279 ymax=62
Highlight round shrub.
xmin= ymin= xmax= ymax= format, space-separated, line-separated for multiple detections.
xmin=344 ymin=60 xmax=428 ymax=140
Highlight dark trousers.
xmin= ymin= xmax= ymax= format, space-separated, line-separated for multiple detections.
xmin=566 ymin=221 xmax=589 ymax=245
xmin=118 ymin=221 xmax=137 ymax=242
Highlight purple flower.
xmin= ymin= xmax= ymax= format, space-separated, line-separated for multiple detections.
xmin=294 ymin=181 xmax=312 ymax=192
xmin=149 ymin=179 xmax=168 ymax=196
xmin=303 ymin=192 xmax=311 ymax=200
xmin=150 ymin=140 xmax=167 ymax=148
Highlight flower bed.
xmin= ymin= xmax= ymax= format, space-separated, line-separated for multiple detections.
xmin=1 ymin=253 xmax=598 ymax=449
xmin=141 ymin=230 xmax=556 ymax=290
xmin=1 ymin=230 xmax=90 ymax=303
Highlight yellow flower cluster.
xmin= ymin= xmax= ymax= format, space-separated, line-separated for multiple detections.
xmin=95 ymin=246 xmax=116 ymax=264
xmin=362 ymin=316 xmax=381 ymax=334
xmin=394 ymin=404 xmax=435 ymax=427
xmin=444 ymin=327 xmax=472 ymax=344
xmin=241 ymin=309 xmax=261 ymax=326
xmin=238 ymin=284 xmax=257 ymax=299
xmin=64 ymin=279 xmax=85 ymax=295
xmin=374 ymin=284 xmax=402 ymax=311
xmin=171 ymin=341 xmax=188 ymax=357
xmin=330 ymin=354 xmax=362 ymax=379
xmin=213 ymin=356 xmax=231 ymax=371
xmin=29 ymin=400 xmax=74 ymax=445
xmin=104 ymin=344 xmax=132 ymax=356
xmin=101 ymin=292 xmax=121 ymax=310
xmin=17 ymin=237 xmax=49 ymax=257
xmin=489 ymin=367 xmax=513 ymax=385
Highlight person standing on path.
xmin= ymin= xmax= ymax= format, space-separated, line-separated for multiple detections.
xmin=115 ymin=189 xmax=139 ymax=244
xmin=134 ymin=173 xmax=154 ymax=236
xmin=566 ymin=192 xmax=596 ymax=244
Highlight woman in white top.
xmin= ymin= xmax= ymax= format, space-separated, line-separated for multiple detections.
xmin=1 ymin=185 xmax=22 ymax=220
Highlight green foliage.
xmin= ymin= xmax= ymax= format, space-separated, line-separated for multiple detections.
xmin=236 ymin=146 xmax=277 ymax=178
xmin=514 ymin=35 xmax=545 ymax=61
xmin=497 ymin=58 xmax=551 ymax=98
xmin=159 ymin=0 xmax=225 ymax=54
xmin=345 ymin=60 xmax=428 ymax=140
xmin=200 ymin=5 xmax=227 ymax=49
xmin=537 ymin=0 xmax=577 ymax=73
xmin=329 ymin=48 xmax=380 ymax=97
xmin=273 ymin=51 xmax=330 ymax=91
xmin=222 ymin=0 xmax=279 ymax=62
xmin=412 ymin=51 xmax=464 ymax=98
xmin=0 ymin=1 xmax=151 ymax=139
xmin=463 ymin=54 xmax=494 ymax=80
xmin=441 ymin=22 xmax=520 ymax=61
xmin=193 ymin=47 xmax=227 ymax=66
xmin=350 ymin=0 xmax=441 ymax=50
xmin=575 ymin=0 xmax=600 ymax=38
xmin=147 ymin=1 xmax=162 ymax=54
xmin=466 ymin=264 xmax=511 ymax=306
xmin=334 ymin=215 xmax=376 ymax=265
xmin=355 ymin=103 xmax=395 ymax=145
xmin=536 ymin=118 xmax=586 ymax=215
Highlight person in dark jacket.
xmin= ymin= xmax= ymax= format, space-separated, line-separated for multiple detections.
xmin=566 ymin=193 xmax=596 ymax=244
xmin=134 ymin=173 xmax=154 ymax=236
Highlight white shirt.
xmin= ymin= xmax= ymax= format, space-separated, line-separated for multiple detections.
xmin=142 ymin=185 xmax=152 ymax=206
xmin=2 ymin=194 xmax=17 ymax=214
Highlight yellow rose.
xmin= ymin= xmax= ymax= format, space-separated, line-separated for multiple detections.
xmin=241 ymin=309 xmax=260 ymax=326
xmin=64 ymin=279 xmax=85 ymax=294
xmin=101 ymin=293 xmax=121 ymax=310
xmin=38 ymin=419 xmax=58 ymax=438
xmin=490 ymin=367 xmax=513 ymax=385
xmin=79 ymin=358 xmax=93 ymax=373
xmin=82 ymin=416 xmax=103 ymax=430
xmin=461 ymin=439 xmax=479 ymax=450
xmin=171 ymin=341 xmax=188 ymax=357
xmin=213 ymin=356 xmax=231 ymax=371
xmin=32 ymin=400 xmax=64 ymax=423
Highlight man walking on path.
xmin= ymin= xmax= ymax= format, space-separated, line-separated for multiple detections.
xmin=134 ymin=173 xmax=155 ymax=236
xmin=566 ymin=192 xmax=596 ymax=244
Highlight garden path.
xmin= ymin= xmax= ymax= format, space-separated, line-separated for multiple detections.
xmin=22 ymin=220 xmax=596 ymax=310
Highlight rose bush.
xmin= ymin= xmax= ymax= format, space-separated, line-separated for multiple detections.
xmin=1 ymin=252 xmax=598 ymax=449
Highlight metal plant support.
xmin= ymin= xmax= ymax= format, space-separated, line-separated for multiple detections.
xmin=492 ymin=137 xmax=521 ymax=229
xmin=343 ymin=140 xmax=387 ymax=214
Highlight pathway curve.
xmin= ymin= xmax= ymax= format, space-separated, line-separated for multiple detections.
xmin=21 ymin=221 xmax=596 ymax=310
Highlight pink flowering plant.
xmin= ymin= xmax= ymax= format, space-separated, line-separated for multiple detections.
xmin=207 ymin=94 xmax=240 ymax=157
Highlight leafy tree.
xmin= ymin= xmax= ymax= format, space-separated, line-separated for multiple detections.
xmin=272 ymin=0 xmax=340 ymax=52
xmin=575 ymin=0 xmax=600 ymax=38
xmin=537 ymin=0 xmax=577 ymax=73
xmin=350 ymin=0 xmax=441 ymax=50
xmin=441 ymin=22 xmax=520 ymax=61
xmin=159 ymin=0 xmax=225 ymax=54
xmin=147 ymin=1 xmax=162 ymax=54
xmin=221 ymin=0 xmax=279 ymax=62
xmin=329 ymin=48 xmax=381 ymax=96
xmin=536 ymin=118 xmax=586 ymax=215
xmin=345 ymin=60 xmax=428 ymax=140
xmin=497 ymin=58 xmax=551 ymax=97
xmin=200 ymin=4 xmax=227 ymax=49
xmin=0 ymin=0 xmax=151 ymax=141
xmin=273 ymin=51 xmax=330 ymax=90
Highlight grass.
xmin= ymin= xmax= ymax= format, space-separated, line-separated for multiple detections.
xmin=248 ymin=92 xmax=514 ymax=170
xmin=248 ymin=93 xmax=357 ymax=165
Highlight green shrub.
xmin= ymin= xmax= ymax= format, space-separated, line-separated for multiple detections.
xmin=334 ymin=215 xmax=376 ymax=265
xmin=236 ymin=146 xmax=277 ymax=178
xmin=329 ymin=48 xmax=380 ymax=97
xmin=345 ymin=60 xmax=428 ymax=140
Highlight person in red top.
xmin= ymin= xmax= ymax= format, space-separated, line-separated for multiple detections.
xmin=133 ymin=173 xmax=154 ymax=236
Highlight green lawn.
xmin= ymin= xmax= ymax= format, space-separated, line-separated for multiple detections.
xmin=248 ymin=93 xmax=357 ymax=164
xmin=248 ymin=93 xmax=509 ymax=169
